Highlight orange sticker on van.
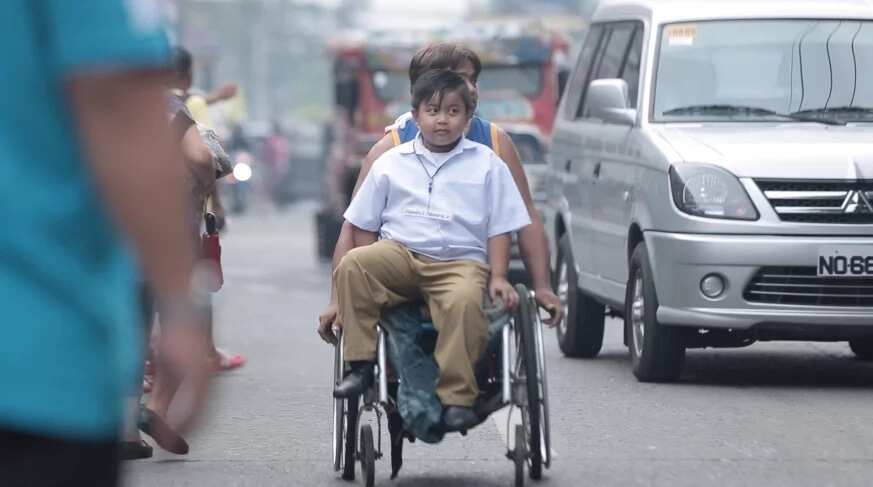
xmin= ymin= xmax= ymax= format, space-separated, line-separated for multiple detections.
xmin=666 ymin=23 xmax=698 ymax=46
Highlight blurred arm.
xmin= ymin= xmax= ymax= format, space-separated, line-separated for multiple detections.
xmin=204 ymin=83 xmax=238 ymax=105
xmin=181 ymin=123 xmax=215 ymax=191
xmin=67 ymin=70 xmax=196 ymax=298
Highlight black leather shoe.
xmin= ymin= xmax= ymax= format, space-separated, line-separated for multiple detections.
xmin=120 ymin=440 xmax=153 ymax=460
xmin=442 ymin=406 xmax=478 ymax=432
xmin=333 ymin=363 xmax=374 ymax=398
xmin=138 ymin=406 xmax=189 ymax=455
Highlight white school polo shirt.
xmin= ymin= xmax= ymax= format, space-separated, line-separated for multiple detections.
xmin=344 ymin=135 xmax=531 ymax=264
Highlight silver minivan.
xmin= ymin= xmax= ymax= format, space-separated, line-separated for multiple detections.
xmin=546 ymin=0 xmax=873 ymax=381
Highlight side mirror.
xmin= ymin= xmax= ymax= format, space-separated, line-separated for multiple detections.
xmin=587 ymin=79 xmax=637 ymax=126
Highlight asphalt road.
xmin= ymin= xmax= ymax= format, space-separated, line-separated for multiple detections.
xmin=124 ymin=203 xmax=873 ymax=487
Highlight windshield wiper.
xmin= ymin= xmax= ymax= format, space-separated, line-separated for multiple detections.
xmin=663 ymin=104 xmax=845 ymax=125
xmin=792 ymin=106 xmax=873 ymax=121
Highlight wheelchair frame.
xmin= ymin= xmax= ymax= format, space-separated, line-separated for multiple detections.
xmin=331 ymin=284 xmax=552 ymax=487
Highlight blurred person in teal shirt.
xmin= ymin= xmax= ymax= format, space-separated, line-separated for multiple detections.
xmin=0 ymin=2 xmax=213 ymax=485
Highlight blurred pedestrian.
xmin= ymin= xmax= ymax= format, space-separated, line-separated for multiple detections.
xmin=0 ymin=2 xmax=211 ymax=486
xmin=135 ymin=46 xmax=228 ymax=455
xmin=263 ymin=120 xmax=291 ymax=206
xmin=158 ymin=46 xmax=247 ymax=373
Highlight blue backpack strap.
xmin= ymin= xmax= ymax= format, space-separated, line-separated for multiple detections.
xmin=465 ymin=117 xmax=497 ymax=154
xmin=396 ymin=116 xmax=420 ymax=145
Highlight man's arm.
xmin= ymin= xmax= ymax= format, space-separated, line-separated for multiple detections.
xmin=204 ymin=83 xmax=238 ymax=105
xmin=181 ymin=123 xmax=215 ymax=189
xmin=488 ymin=233 xmax=518 ymax=309
xmin=494 ymin=128 xmax=550 ymax=288
xmin=329 ymin=134 xmax=395 ymax=295
xmin=318 ymin=134 xmax=394 ymax=343
xmin=494 ymin=128 xmax=563 ymax=325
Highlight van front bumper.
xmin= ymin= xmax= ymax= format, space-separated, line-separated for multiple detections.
xmin=645 ymin=232 xmax=873 ymax=330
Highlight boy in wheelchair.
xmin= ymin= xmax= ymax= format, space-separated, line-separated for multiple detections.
xmin=332 ymin=69 xmax=530 ymax=433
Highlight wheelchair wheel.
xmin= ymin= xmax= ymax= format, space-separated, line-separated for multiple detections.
xmin=342 ymin=395 xmax=359 ymax=480
xmin=515 ymin=284 xmax=543 ymax=480
xmin=333 ymin=333 xmax=358 ymax=480
xmin=513 ymin=424 xmax=526 ymax=487
xmin=534 ymin=298 xmax=553 ymax=470
xmin=332 ymin=341 xmax=344 ymax=472
xmin=360 ymin=424 xmax=376 ymax=487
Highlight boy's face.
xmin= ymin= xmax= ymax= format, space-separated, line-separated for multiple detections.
xmin=413 ymin=88 xmax=471 ymax=151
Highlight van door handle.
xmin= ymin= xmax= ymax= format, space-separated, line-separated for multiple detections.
xmin=593 ymin=162 xmax=602 ymax=178
xmin=564 ymin=159 xmax=572 ymax=172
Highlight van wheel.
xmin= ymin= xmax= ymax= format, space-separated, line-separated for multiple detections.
xmin=554 ymin=234 xmax=605 ymax=358
xmin=849 ymin=339 xmax=873 ymax=361
xmin=626 ymin=243 xmax=685 ymax=382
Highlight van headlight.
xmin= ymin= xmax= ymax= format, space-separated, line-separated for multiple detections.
xmin=669 ymin=164 xmax=758 ymax=220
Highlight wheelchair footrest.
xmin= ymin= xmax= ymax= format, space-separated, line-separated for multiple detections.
xmin=474 ymin=393 xmax=505 ymax=422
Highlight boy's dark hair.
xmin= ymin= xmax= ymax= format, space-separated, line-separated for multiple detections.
xmin=411 ymin=70 xmax=475 ymax=114
xmin=409 ymin=43 xmax=482 ymax=87
xmin=171 ymin=46 xmax=193 ymax=79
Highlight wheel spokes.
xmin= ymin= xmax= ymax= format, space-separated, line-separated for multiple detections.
xmin=557 ymin=262 xmax=569 ymax=336
xmin=631 ymin=276 xmax=645 ymax=358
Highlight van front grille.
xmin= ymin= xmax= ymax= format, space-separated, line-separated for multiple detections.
xmin=744 ymin=266 xmax=873 ymax=307
xmin=756 ymin=180 xmax=873 ymax=224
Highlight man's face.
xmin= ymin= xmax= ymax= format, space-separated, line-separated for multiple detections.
xmin=413 ymin=88 xmax=471 ymax=150
xmin=453 ymin=60 xmax=479 ymax=108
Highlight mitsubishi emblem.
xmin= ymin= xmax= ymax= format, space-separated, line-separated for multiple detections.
xmin=842 ymin=190 xmax=873 ymax=214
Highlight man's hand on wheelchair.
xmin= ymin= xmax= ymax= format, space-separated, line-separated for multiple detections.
xmin=534 ymin=287 xmax=563 ymax=328
xmin=318 ymin=302 xmax=342 ymax=345
xmin=490 ymin=276 xmax=519 ymax=310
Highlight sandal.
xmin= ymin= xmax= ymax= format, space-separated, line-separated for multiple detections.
xmin=120 ymin=440 xmax=153 ymax=460
xmin=138 ymin=406 xmax=189 ymax=455
xmin=214 ymin=348 xmax=246 ymax=372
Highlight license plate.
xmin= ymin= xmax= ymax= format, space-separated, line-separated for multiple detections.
xmin=817 ymin=246 xmax=873 ymax=277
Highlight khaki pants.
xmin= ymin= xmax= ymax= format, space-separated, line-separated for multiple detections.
xmin=336 ymin=240 xmax=490 ymax=407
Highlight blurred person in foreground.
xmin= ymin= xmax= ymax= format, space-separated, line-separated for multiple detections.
xmin=0 ymin=2 xmax=211 ymax=485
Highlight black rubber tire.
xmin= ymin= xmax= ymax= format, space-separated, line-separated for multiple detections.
xmin=341 ymin=395 xmax=359 ymax=481
xmin=554 ymin=234 xmax=605 ymax=358
xmin=626 ymin=243 xmax=685 ymax=382
xmin=360 ymin=424 xmax=375 ymax=487
xmin=514 ymin=424 xmax=526 ymax=487
xmin=515 ymin=285 xmax=543 ymax=480
xmin=849 ymin=339 xmax=873 ymax=361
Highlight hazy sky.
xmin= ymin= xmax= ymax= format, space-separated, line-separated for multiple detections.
xmin=303 ymin=0 xmax=473 ymax=16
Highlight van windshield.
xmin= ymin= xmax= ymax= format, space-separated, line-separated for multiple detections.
xmin=653 ymin=20 xmax=873 ymax=123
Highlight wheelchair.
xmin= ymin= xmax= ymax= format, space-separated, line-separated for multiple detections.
xmin=331 ymin=284 xmax=552 ymax=487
